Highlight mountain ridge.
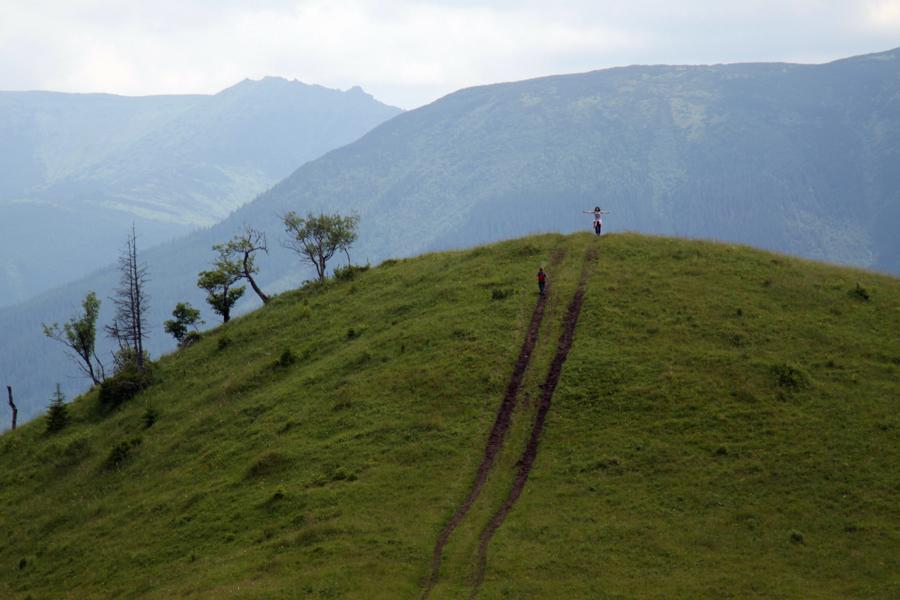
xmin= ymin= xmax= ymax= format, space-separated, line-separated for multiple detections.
xmin=2 ymin=47 xmax=898 ymax=423
xmin=0 ymin=78 xmax=401 ymax=306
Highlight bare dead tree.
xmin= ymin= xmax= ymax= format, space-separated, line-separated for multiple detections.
xmin=106 ymin=225 xmax=150 ymax=369
xmin=7 ymin=385 xmax=17 ymax=430
xmin=217 ymin=225 xmax=269 ymax=303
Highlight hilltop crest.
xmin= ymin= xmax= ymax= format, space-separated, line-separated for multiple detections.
xmin=1 ymin=233 xmax=897 ymax=598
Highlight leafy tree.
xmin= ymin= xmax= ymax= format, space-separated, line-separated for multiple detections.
xmin=106 ymin=225 xmax=150 ymax=369
xmin=164 ymin=302 xmax=204 ymax=345
xmin=42 ymin=291 xmax=106 ymax=385
xmin=198 ymin=251 xmax=245 ymax=323
xmin=216 ymin=225 xmax=270 ymax=303
xmin=45 ymin=384 xmax=69 ymax=433
xmin=282 ymin=211 xmax=359 ymax=283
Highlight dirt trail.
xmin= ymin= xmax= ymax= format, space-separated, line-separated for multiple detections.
xmin=421 ymin=248 xmax=566 ymax=598
xmin=469 ymin=250 xmax=594 ymax=598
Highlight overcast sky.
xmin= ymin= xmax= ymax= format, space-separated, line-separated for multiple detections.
xmin=1 ymin=0 xmax=898 ymax=109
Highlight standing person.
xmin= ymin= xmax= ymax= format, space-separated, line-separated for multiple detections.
xmin=537 ymin=267 xmax=547 ymax=296
xmin=583 ymin=206 xmax=610 ymax=235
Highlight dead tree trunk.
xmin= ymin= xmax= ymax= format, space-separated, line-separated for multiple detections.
xmin=7 ymin=385 xmax=17 ymax=430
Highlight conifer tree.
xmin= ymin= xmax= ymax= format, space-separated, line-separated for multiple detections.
xmin=45 ymin=384 xmax=68 ymax=434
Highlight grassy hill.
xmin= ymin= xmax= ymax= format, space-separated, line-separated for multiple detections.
xmin=1 ymin=233 xmax=897 ymax=599
xmin=6 ymin=46 xmax=899 ymax=424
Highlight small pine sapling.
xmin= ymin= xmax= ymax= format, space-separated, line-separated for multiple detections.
xmin=45 ymin=384 xmax=69 ymax=434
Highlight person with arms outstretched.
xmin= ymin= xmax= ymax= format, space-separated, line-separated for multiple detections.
xmin=583 ymin=206 xmax=609 ymax=235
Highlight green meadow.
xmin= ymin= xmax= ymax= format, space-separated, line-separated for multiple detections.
xmin=1 ymin=233 xmax=897 ymax=599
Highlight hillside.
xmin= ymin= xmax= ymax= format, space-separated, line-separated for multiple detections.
xmin=3 ymin=47 xmax=899 ymax=430
xmin=0 ymin=79 xmax=401 ymax=306
xmin=1 ymin=234 xmax=897 ymax=599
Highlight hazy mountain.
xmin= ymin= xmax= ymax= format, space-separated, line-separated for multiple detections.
xmin=0 ymin=79 xmax=401 ymax=306
xmin=2 ymin=48 xmax=898 ymax=422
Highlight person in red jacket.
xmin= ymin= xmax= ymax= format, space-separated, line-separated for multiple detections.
xmin=537 ymin=267 xmax=547 ymax=296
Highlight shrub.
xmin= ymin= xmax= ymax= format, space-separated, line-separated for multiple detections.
xmin=98 ymin=363 xmax=154 ymax=408
xmin=734 ymin=389 xmax=758 ymax=403
xmin=143 ymin=405 xmax=158 ymax=429
xmin=245 ymin=451 xmax=290 ymax=480
xmin=491 ymin=288 xmax=513 ymax=301
xmin=182 ymin=331 xmax=202 ymax=347
xmin=790 ymin=530 xmax=805 ymax=544
xmin=346 ymin=328 xmax=359 ymax=340
xmin=850 ymin=283 xmax=870 ymax=301
xmin=276 ymin=349 xmax=296 ymax=368
xmin=57 ymin=436 xmax=91 ymax=467
xmin=217 ymin=336 xmax=232 ymax=351
xmin=514 ymin=243 xmax=541 ymax=257
xmin=771 ymin=363 xmax=808 ymax=390
xmin=334 ymin=263 xmax=370 ymax=282
xmin=104 ymin=438 xmax=142 ymax=470
xmin=112 ymin=347 xmax=150 ymax=374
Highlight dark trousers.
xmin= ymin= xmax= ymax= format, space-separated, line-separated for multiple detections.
xmin=594 ymin=222 xmax=602 ymax=235
xmin=538 ymin=281 xmax=546 ymax=295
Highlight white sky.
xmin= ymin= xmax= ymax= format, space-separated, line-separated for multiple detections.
xmin=1 ymin=0 xmax=899 ymax=109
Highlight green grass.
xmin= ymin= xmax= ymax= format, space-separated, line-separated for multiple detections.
xmin=1 ymin=233 xmax=897 ymax=599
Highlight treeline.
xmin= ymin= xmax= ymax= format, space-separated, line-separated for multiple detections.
xmin=5 ymin=211 xmax=360 ymax=431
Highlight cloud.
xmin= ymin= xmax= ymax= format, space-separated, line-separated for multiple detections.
xmin=0 ymin=0 xmax=897 ymax=108
xmin=862 ymin=0 xmax=900 ymax=29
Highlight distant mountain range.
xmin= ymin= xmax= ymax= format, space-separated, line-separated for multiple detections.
xmin=2 ymin=47 xmax=898 ymax=422
xmin=0 ymin=78 xmax=401 ymax=306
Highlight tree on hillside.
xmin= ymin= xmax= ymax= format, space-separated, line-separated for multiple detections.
xmin=45 ymin=384 xmax=69 ymax=434
xmin=42 ymin=291 xmax=106 ymax=385
xmin=216 ymin=226 xmax=270 ymax=303
xmin=164 ymin=302 xmax=204 ymax=346
xmin=282 ymin=211 xmax=359 ymax=283
xmin=106 ymin=226 xmax=150 ymax=369
xmin=198 ymin=250 xmax=245 ymax=323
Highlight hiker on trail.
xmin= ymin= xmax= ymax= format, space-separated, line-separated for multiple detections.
xmin=583 ymin=206 xmax=609 ymax=235
xmin=537 ymin=267 xmax=547 ymax=296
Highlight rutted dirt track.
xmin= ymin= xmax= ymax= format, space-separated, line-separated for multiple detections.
xmin=421 ymin=248 xmax=566 ymax=598
xmin=469 ymin=250 xmax=595 ymax=598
